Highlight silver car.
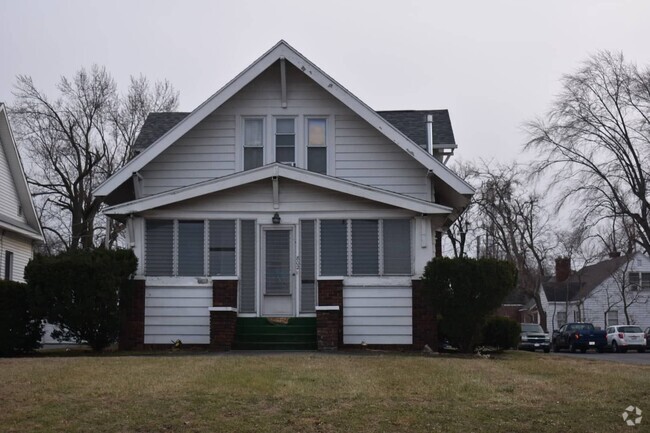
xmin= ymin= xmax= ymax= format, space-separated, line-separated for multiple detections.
xmin=606 ymin=325 xmax=646 ymax=353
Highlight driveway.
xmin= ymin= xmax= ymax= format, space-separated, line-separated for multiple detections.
xmin=549 ymin=351 xmax=650 ymax=365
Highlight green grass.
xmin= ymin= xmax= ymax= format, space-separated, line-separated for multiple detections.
xmin=1 ymin=351 xmax=648 ymax=432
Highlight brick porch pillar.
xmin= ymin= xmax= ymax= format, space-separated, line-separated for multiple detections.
xmin=209 ymin=279 xmax=238 ymax=351
xmin=316 ymin=279 xmax=343 ymax=350
xmin=412 ymin=279 xmax=437 ymax=350
xmin=119 ymin=278 xmax=145 ymax=350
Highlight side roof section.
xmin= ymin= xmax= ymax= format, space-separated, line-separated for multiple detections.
xmin=94 ymin=40 xmax=474 ymax=198
xmin=0 ymin=103 xmax=44 ymax=240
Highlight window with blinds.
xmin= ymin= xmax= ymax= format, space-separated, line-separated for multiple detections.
xmin=301 ymin=220 xmax=316 ymax=312
xmin=145 ymin=220 xmax=174 ymax=276
xmin=178 ymin=221 xmax=205 ymax=276
xmin=239 ymin=220 xmax=256 ymax=313
xmin=351 ymin=220 xmax=379 ymax=275
xmin=320 ymin=220 xmax=348 ymax=276
xmin=209 ymin=220 xmax=236 ymax=276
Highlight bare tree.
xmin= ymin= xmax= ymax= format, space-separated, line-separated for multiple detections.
xmin=526 ymin=51 xmax=650 ymax=255
xmin=471 ymin=162 xmax=556 ymax=330
xmin=10 ymin=66 xmax=178 ymax=251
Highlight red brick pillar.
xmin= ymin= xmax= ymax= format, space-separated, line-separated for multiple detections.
xmin=119 ymin=279 xmax=145 ymax=350
xmin=316 ymin=280 xmax=343 ymax=350
xmin=209 ymin=279 xmax=238 ymax=351
xmin=412 ymin=279 xmax=437 ymax=350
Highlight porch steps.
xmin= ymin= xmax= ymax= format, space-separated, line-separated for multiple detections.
xmin=233 ymin=317 xmax=317 ymax=350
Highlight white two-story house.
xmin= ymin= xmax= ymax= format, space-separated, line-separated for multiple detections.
xmin=94 ymin=41 xmax=473 ymax=350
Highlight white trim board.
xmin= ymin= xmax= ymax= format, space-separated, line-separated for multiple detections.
xmin=93 ymin=40 xmax=474 ymax=199
xmin=104 ymin=163 xmax=453 ymax=216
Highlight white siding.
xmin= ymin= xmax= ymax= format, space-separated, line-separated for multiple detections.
xmin=0 ymin=134 xmax=25 ymax=222
xmin=144 ymin=285 xmax=212 ymax=344
xmin=343 ymin=286 xmax=413 ymax=344
xmin=138 ymin=62 xmax=430 ymax=201
xmin=335 ymin=115 xmax=429 ymax=200
xmin=1 ymin=232 xmax=33 ymax=283
xmin=141 ymin=114 xmax=236 ymax=196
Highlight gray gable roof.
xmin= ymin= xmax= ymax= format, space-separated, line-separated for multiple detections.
xmin=133 ymin=109 xmax=456 ymax=153
xmin=543 ymin=255 xmax=632 ymax=302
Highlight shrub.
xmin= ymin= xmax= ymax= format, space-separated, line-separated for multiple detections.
xmin=25 ymin=248 xmax=137 ymax=351
xmin=0 ymin=280 xmax=44 ymax=356
xmin=422 ymin=257 xmax=517 ymax=353
xmin=481 ymin=316 xmax=520 ymax=350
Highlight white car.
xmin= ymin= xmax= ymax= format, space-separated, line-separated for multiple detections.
xmin=606 ymin=325 xmax=646 ymax=353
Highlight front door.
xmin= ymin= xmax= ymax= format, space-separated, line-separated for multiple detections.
xmin=261 ymin=226 xmax=294 ymax=316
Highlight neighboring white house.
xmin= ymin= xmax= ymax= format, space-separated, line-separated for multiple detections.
xmin=541 ymin=253 xmax=650 ymax=331
xmin=0 ymin=103 xmax=43 ymax=282
xmin=94 ymin=41 xmax=473 ymax=350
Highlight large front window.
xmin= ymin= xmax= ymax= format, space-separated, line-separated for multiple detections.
xmin=319 ymin=219 xmax=412 ymax=276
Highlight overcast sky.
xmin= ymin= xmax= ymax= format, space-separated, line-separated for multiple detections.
xmin=1 ymin=0 xmax=649 ymax=164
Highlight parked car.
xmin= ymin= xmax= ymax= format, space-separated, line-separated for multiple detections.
xmin=518 ymin=323 xmax=550 ymax=353
xmin=606 ymin=325 xmax=646 ymax=353
xmin=551 ymin=322 xmax=607 ymax=353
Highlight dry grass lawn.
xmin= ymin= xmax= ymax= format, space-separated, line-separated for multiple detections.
xmin=1 ymin=351 xmax=648 ymax=432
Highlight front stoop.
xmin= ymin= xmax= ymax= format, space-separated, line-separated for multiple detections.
xmin=233 ymin=317 xmax=317 ymax=350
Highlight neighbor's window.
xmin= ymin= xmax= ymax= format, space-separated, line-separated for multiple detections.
xmin=209 ymin=220 xmax=236 ymax=276
xmin=244 ymin=118 xmax=264 ymax=170
xmin=4 ymin=251 xmax=14 ymax=281
xmin=178 ymin=221 xmax=205 ymax=276
xmin=556 ymin=312 xmax=567 ymax=327
xmin=606 ymin=310 xmax=619 ymax=326
xmin=275 ymin=118 xmax=295 ymax=165
xmin=573 ymin=310 xmax=581 ymax=322
xmin=307 ymin=118 xmax=326 ymax=174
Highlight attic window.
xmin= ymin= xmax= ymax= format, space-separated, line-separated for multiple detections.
xmin=307 ymin=118 xmax=327 ymax=174
xmin=244 ymin=118 xmax=264 ymax=170
xmin=275 ymin=118 xmax=295 ymax=165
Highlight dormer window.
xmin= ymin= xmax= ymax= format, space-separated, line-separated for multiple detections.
xmin=243 ymin=118 xmax=264 ymax=170
xmin=275 ymin=118 xmax=295 ymax=165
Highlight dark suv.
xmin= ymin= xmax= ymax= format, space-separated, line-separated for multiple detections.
xmin=518 ymin=323 xmax=550 ymax=353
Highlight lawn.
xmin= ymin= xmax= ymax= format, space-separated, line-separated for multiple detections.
xmin=1 ymin=351 xmax=648 ymax=432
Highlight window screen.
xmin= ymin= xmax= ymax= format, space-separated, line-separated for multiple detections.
xmin=383 ymin=219 xmax=411 ymax=274
xmin=178 ymin=220 xmax=205 ymax=276
xmin=301 ymin=220 xmax=316 ymax=312
xmin=351 ymin=220 xmax=379 ymax=275
xmin=239 ymin=220 xmax=256 ymax=313
xmin=320 ymin=220 xmax=348 ymax=276
xmin=209 ymin=220 xmax=236 ymax=276
xmin=145 ymin=220 xmax=174 ymax=276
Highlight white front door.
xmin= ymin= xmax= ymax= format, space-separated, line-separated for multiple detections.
xmin=261 ymin=226 xmax=295 ymax=316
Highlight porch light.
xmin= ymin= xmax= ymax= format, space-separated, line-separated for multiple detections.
xmin=272 ymin=212 xmax=281 ymax=224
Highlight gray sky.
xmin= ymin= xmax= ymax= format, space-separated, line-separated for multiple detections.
xmin=1 ymin=0 xmax=649 ymax=163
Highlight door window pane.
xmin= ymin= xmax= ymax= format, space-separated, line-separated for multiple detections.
xmin=265 ymin=230 xmax=291 ymax=295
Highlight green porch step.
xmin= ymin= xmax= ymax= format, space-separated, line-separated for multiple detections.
xmin=233 ymin=317 xmax=317 ymax=350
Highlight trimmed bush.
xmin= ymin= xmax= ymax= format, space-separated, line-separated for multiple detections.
xmin=0 ymin=280 xmax=44 ymax=356
xmin=25 ymin=248 xmax=137 ymax=352
xmin=422 ymin=257 xmax=517 ymax=353
xmin=481 ymin=316 xmax=520 ymax=350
